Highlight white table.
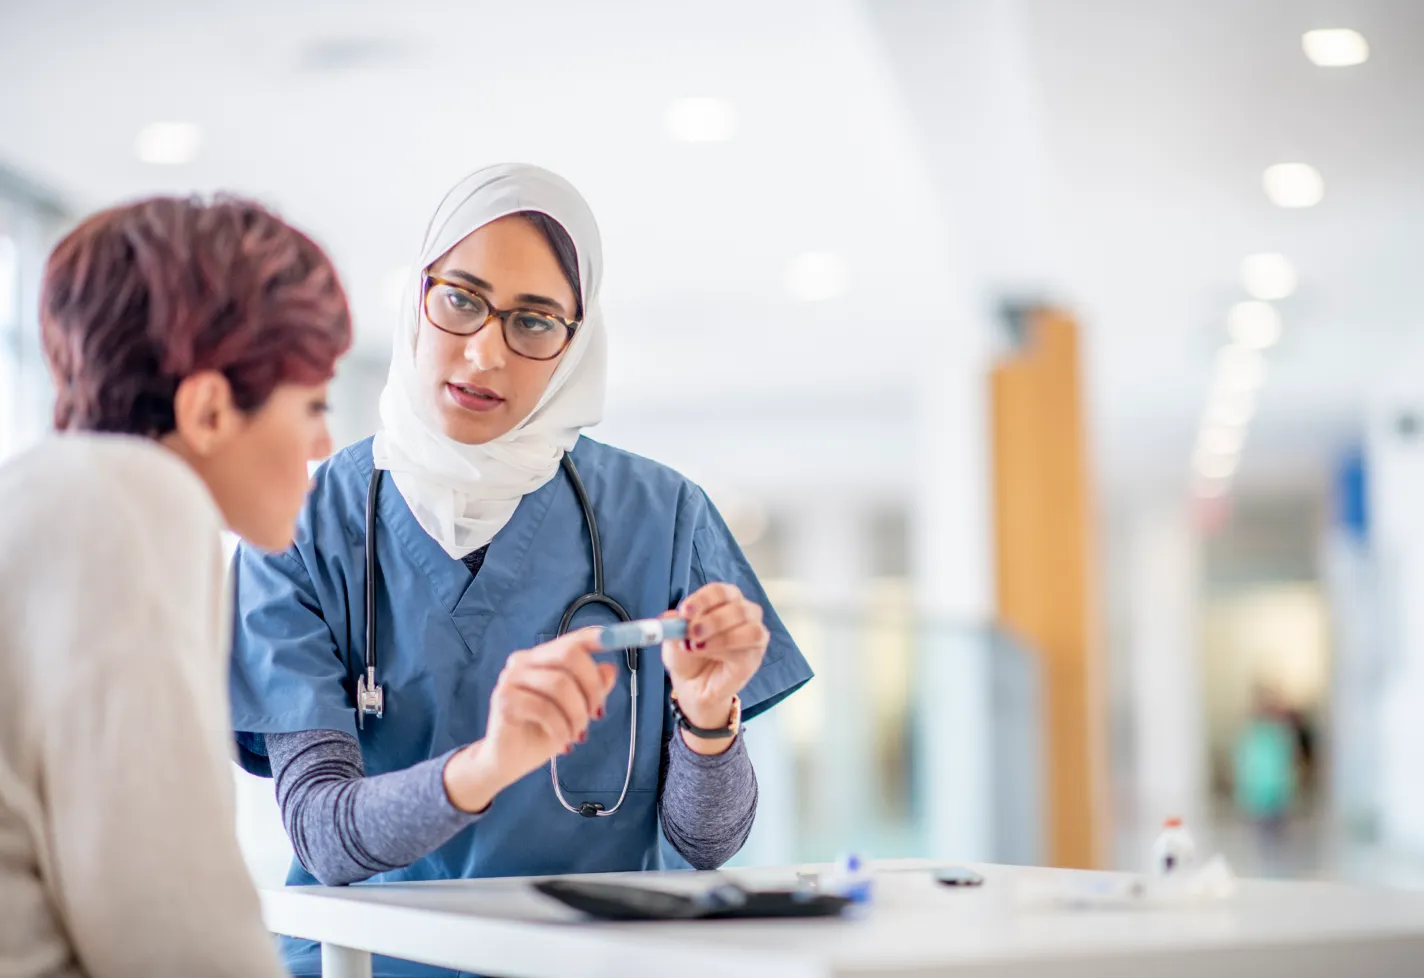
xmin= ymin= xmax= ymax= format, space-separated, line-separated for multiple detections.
xmin=260 ymin=860 xmax=1424 ymax=978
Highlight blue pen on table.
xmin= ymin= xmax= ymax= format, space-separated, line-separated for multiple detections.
xmin=595 ymin=617 xmax=689 ymax=652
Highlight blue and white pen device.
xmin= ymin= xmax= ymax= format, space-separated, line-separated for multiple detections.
xmin=596 ymin=618 xmax=688 ymax=652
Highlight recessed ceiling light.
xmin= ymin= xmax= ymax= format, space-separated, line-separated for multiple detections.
xmin=1263 ymin=163 xmax=1324 ymax=208
xmin=1227 ymin=300 xmax=1283 ymax=350
xmin=1216 ymin=344 xmax=1267 ymax=392
xmin=1195 ymin=451 xmax=1240 ymax=481
xmin=1193 ymin=476 xmax=1231 ymax=500
xmin=731 ymin=505 xmax=769 ymax=547
xmin=785 ymin=252 xmax=847 ymax=302
xmin=134 ymin=122 xmax=201 ymax=165
xmin=1198 ymin=425 xmax=1246 ymax=457
xmin=704 ymin=487 xmax=769 ymax=547
xmin=1303 ymin=28 xmax=1369 ymax=67
xmin=664 ymin=98 xmax=738 ymax=143
xmin=1240 ymin=252 xmax=1297 ymax=301
xmin=1206 ymin=390 xmax=1256 ymax=429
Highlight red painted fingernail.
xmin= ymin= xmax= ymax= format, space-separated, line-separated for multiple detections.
xmin=692 ymin=624 xmax=706 ymax=639
xmin=578 ymin=730 xmax=588 ymax=743
xmin=694 ymin=641 xmax=707 ymax=652
xmin=594 ymin=706 xmax=605 ymax=720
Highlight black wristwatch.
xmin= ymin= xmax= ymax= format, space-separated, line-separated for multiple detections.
xmin=670 ymin=692 xmax=742 ymax=739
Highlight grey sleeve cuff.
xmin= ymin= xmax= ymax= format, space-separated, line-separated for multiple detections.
xmin=658 ymin=730 xmax=759 ymax=870
xmin=266 ymin=729 xmax=482 ymax=886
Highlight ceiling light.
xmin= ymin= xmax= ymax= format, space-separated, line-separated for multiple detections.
xmin=1193 ymin=476 xmax=1231 ymax=500
xmin=1195 ymin=451 xmax=1240 ymax=481
xmin=134 ymin=122 xmax=201 ymax=165
xmin=1206 ymin=390 xmax=1256 ymax=428
xmin=1216 ymin=344 xmax=1267 ymax=392
xmin=1263 ymin=163 xmax=1324 ymax=208
xmin=1227 ymin=300 xmax=1283 ymax=350
xmin=1303 ymin=28 xmax=1369 ymax=67
xmin=1199 ymin=425 xmax=1246 ymax=457
xmin=785 ymin=252 xmax=847 ymax=302
xmin=664 ymin=98 xmax=738 ymax=143
xmin=1193 ymin=440 xmax=1239 ymax=472
xmin=1240 ymin=252 xmax=1297 ymax=301
xmin=706 ymin=489 xmax=769 ymax=547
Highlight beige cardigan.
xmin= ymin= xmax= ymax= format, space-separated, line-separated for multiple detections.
xmin=0 ymin=435 xmax=285 ymax=978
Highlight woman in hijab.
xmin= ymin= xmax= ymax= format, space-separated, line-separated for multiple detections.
xmin=229 ymin=163 xmax=812 ymax=977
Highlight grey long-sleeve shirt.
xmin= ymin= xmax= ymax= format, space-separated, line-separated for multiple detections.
xmin=264 ymin=542 xmax=758 ymax=886
xmin=265 ymin=724 xmax=757 ymax=886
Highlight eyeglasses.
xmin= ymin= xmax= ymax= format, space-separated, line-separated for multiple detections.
xmin=422 ymin=273 xmax=579 ymax=362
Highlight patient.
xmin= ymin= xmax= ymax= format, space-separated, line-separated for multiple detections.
xmin=0 ymin=196 xmax=350 ymax=976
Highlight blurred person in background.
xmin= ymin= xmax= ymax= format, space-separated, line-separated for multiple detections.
xmin=1283 ymin=702 xmax=1317 ymax=797
xmin=0 ymin=197 xmax=351 ymax=976
xmin=227 ymin=163 xmax=813 ymax=978
xmin=1233 ymin=682 xmax=1300 ymax=839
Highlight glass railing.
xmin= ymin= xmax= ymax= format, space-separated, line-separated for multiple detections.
xmin=235 ymin=603 xmax=1045 ymax=885
xmin=731 ymin=610 xmax=1043 ymax=868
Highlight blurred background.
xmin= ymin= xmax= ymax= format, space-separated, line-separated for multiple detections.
xmin=2 ymin=0 xmax=1423 ymax=889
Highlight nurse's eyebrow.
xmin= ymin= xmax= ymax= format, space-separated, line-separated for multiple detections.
xmin=441 ymin=269 xmax=494 ymax=292
xmin=441 ymin=269 xmax=571 ymax=317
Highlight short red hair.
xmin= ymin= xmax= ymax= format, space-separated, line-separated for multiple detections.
xmin=41 ymin=195 xmax=352 ymax=435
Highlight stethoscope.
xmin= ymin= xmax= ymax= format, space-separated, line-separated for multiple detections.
xmin=358 ymin=454 xmax=639 ymax=818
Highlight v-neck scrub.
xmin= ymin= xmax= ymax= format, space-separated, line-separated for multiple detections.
xmin=228 ymin=436 xmax=811 ymax=973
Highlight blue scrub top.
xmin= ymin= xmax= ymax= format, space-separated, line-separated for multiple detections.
xmin=229 ymin=435 xmax=812 ymax=977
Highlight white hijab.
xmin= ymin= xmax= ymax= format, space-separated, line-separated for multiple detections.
xmin=372 ymin=163 xmax=606 ymax=558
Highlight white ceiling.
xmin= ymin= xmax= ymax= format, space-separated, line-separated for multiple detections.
xmin=1 ymin=0 xmax=1420 ymax=501
xmin=1040 ymin=0 xmax=1424 ymax=493
xmin=869 ymin=0 xmax=1424 ymax=496
xmin=0 ymin=0 xmax=946 ymax=383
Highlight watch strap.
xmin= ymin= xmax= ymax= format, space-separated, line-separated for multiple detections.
xmin=671 ymin=693 xmax=741 ymax=739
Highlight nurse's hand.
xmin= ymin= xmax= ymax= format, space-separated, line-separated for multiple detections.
xmin=443 ymin=629 xmax=616 ymax=814
xmin=662 ymin=582 xmax=770 ymax=756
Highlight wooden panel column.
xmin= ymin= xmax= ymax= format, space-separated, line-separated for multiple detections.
xmin=990 ymin=308 xmax=1103 ymax=868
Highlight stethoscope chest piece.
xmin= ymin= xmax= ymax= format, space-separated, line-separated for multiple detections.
xmin=356 ymin=666 xmax=384 ymax=730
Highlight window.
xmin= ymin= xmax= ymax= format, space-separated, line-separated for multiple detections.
xmin=0 ymin=170 xmax=66 ymax=462
xmin=0 ymin=231 xmax=17 ymax=460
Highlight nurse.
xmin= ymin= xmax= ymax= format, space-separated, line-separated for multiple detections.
xmin=230 ymin=163 xmax=813 ymax=977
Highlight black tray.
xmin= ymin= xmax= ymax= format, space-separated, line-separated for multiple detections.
xmin=534 ymin=878 xmax=852 ymax=921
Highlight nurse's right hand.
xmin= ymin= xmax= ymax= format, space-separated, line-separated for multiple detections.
xmin=442 ymin=629 xmax=617 ymax=814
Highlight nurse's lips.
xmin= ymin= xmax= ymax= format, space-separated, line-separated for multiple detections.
xmin=446 ymin=381 xmax=505 ymax=413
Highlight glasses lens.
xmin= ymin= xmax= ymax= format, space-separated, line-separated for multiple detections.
xmin=425 ymin=282 xmax=489 ymax=335
xmin=506 ymin=311 xmax=572 ymax=360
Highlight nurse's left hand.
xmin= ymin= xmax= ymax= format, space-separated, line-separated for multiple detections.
xmin=662 ymin=582 xmax=769 ymax=755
